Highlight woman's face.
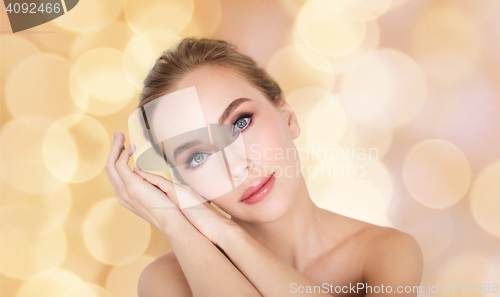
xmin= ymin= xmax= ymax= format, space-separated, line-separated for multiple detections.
xmin=151 ymin=65 xmax=301 ymax=223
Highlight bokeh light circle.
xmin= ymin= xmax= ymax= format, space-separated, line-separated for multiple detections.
xmin=314 ymin=178 xmax=392 ymax=227
xmin=297 ymin=0 xmax=366 ymax=57
xmin=62 ymin=283 xmax=112 ymax=297
xmin=70 ymin=48 xmax=137 ymax=115
xmin=266 ymin=45 xmax=334 ymax=95
xmin=435 ymin=252 xmax=491 ymax=297
xmin=180 ymin=0 xmax=222 ymax=37
xmin=0 ymin=227 xmax=66 ymax=280
xmin=0 ymin=35 xmax=40 ymax=85
xmin=0 ymin=204 xmax=62 ymax=236
xmin=326 ymin=0 xmax=393 ymax=22
xmin=403 ymin=139 xmax=471 ymax=208
xmin=42 ymin=114 xmax=110 ymax=183
xmin=0 ymin=117 xmax=62 ymax=193
xmin=279 ymin=0 xmax=307 ymax=17
xmin=0 ymin=183 xmax=71 ymax=234
xmin=329 ymin=19 xmax=380 ymax=74
xmin=306 ymin=94 xmax=347 ymax=147
xmin=53 ymin=0 xmax=123 ymax=33
xmin=287 ymin=88 xmax=346 ymax=186
xmin=20 ymin=21 xmax=78 ymax=57
xmin=124 ymin=0 xmax=194 ymax=35
xmin=292 ymin=136 xmax=321 ymax=185
xmin=70 ymin=22 xmax=136 ymax=61
xmin=470 ymin=160 xmax=500 ymax=237
xmin=84 ymin=198 xmax=151 ymax=265
xmin=1 ymin=159 xmax=65 ymax=194
xmin=341 ymin=49 xmax=427 ymax=128
xmin=484 ymin=251 xmax=500 ymax=297
xmin=5 ymin=54 xmax=85 ymax=122
xmin=59 ymin=214 xmax=110 ymax=284
xmin=105 ymin=256 xmax=154 ymax=297
xmin=17 ymin=268 xmax=83 ymax=297
xmin=411 ymin=7 xmax=482 ymax=84
xmin=356 ymin=160 xmax=393 ymax=199
xmin=287 ymin=88 xmax=336 ymax=128
xmin=351 ymin=119 xmax=393 ymax=159
xmin=394 ymin=207 xmax=453 ymax=262
xmin=1 ymin=116 xmax=52 ymax=162
xmin=123 ymin=29 xmax=180 ymax=90
xmin=304 ymin=144 xmax=355 ymax=199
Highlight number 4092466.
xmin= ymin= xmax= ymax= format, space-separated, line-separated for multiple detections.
xmin=443 ymin=283 xmax=498 ymax=294
xmin=5 ymin=2 xmax=61 ymax=14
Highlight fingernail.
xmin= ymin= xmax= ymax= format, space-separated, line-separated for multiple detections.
xmin=113 ymin=132 xmax=118 ymax=139
xmin=130 ymin=143 xmax=136 ymax=153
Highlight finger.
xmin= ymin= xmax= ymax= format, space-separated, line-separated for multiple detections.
xmin=115 ymin=143 xmax=143 ymax=185
xmin=134 ymin=168 xmax=179 ymax=206
xmin=105 ymin=132 xmax=128 ymax=197
xmin=175 ymin=186 xmax=225 ymax=217
xmin=183 ymin=199 xmax=224 ymax=215
xmin=106 ymin=132 xmax=126 ymax=184
xmin=107 ymin=131 xmax=125 ymax=169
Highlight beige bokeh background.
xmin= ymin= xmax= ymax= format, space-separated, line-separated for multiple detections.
xmin=1 ymin=0 xmax=499 ymax=296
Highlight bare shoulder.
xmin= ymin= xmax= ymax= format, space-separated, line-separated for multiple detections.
xmin=361 ymin=225 xmax=424 ymax=294
xmin=325 ymin=211 xmax=423 ymax=288
xmin=331 ymin=213 xmax=422 ymax=264
xmin=363 ymin=225 xmax=423 ymax=267
xmin=138 ymin=251 xmax=192 ymax=297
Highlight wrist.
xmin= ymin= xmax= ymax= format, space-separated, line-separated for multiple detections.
xmin=216 ymin=221 xmax=247 ymax=248
xmin=159 ymin=211 xmax=190 ymax=239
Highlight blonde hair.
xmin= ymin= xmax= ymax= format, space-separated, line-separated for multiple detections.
xmin=139 ymin=37 xmax=283 ymax=109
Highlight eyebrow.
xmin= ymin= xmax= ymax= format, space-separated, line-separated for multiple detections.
xmin=171 ymin=98 xmax=251 ymax=162
xmin=218 ymin=98 xmax=252 ymax=124
xmin=173 ymin=140 xmax=201 ymax=162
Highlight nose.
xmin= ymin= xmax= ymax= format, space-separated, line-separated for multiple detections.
xmin=222 ymin=134 xmax=251 ymax=188
xmin=229 ymin=157 xmax=251 ymax=186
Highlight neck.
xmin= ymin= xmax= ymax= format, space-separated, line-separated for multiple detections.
xmin=234 ymin=174 xmax=332 ymax=271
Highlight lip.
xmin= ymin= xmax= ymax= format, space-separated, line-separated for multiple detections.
xmin=239 ymin=172 xmax=276 ymax=205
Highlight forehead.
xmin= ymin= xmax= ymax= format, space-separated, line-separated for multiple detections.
xmin=147 ymin=65 xmax=267 ymax=143
xmin=175 ymin=65 xmax=266 ymax=123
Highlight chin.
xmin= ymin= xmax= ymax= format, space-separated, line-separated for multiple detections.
xmin=253 ymin=200 xmax=293 ymax=223
xmin=234 ymin=186 xmax=297 ymax=224
xmin=249 ymin=175 xmax=301 ymax=222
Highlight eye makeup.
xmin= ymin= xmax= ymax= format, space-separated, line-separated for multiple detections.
xmin=185 ymin=151 xmax=211 ymax=169
xmin=183 ymin=111 xmax=255 ymax=171
xmin=230 ymin=112 xmax=254 ymax=135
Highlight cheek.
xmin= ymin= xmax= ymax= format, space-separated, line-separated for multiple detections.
xmin=245 ymin=115 xmax=295 ymax=164
xmin=176 ymin=152 xmax=234 ymax=199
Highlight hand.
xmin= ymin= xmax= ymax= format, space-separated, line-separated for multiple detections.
xmin=106 ymin=132 xmax=239 ymax=244
xmin=105 ymin=132 xmax=185 ymax=234
xmin=134 ymin=167 xmax=241 ymax=246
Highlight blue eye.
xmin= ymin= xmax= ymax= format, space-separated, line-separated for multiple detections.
xmin=188 ymin=153 xmax=209 ymax=168
xmin=234 ymin=117 xmax=251 ymax=133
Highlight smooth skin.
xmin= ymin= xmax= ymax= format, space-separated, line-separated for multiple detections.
xmin=106 ymin=65 xmax=423 ymax=297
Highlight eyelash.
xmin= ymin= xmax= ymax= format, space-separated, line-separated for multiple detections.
xmin=185 ymin=112 xmax=254 ymax=169
xmin=186 ymin=151 xmax=211 ymax=169
xmin=230 ymin=112 xmax=254 ymax=134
